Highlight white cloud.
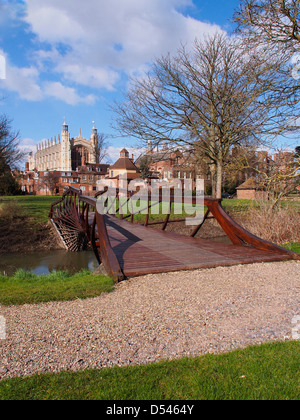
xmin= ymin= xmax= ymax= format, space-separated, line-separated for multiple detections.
xmin=1 ymin=1 xmax=223 ymax=104
xmin=18 ymin=137 xmax=38 ymax=169
xmin=0 ymin=51 xmax=43 ymax=101
xmin=0 ymin=48 xmax=97 ymax=105
xmin=55 ymin=63 xmax=119 ymax=91
xmin=43 ymin=81 xmax=97 ymax=106
xmin=24 ymin=3 xmax=85 ymax=44
xmin=106 ymin=145 xmax=144 ymax=164
xmin=19 ymin=137 xmax=38 ymax=154
xmin=23 ymin=0 xmax=222 ymax=91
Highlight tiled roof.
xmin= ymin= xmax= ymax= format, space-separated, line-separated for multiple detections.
xmin=236 ymin=178 xmax=259 ymax=190
xmin=110 ymin=157 xmax=138 ymax=171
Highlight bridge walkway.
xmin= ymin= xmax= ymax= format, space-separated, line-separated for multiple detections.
xmin=104 ymin=216 xmax=294 ymax=277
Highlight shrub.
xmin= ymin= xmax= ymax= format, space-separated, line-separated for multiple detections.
xmin=235 ymin=204 xmax=300 ymax=244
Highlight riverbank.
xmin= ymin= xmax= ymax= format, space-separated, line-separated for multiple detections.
xmin=0 ymin=201 xmax=62 ymax=254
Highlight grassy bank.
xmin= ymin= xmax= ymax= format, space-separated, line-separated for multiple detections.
xmin=0 ymin=269 xmax=114 ymax=306
xmin=0 ymin=195 xmax=58 ymax=224
xmin=0 ymin=341 xmax=298 ymax=400
xmin=0 ymin=196 xmax=62 ymax=254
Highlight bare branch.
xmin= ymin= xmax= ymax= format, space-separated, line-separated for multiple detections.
xmin=112 ymin=34 xmax=300 ymax=198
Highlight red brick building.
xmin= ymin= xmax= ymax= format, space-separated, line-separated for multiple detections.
xmin=135 ymin=145 xmax=210 ymax=190
xmin=18 ymin=149 xmax=141 ymax=195
xmin=19 ymin=163 xmax=110 ymax=196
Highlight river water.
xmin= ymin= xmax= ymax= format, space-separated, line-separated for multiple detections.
xmin=0 ymin=250 xmax=99 ymax=276
xmin=0 ymin=235 xmax=231 ymax=277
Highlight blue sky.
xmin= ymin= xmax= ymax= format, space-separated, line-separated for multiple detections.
xmin=0 ymin=0 xmax=241 ymax=165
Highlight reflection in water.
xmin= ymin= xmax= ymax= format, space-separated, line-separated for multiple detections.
xmin=0 ymin=236 xmax=231 ymax=277
xmin=0 ymin=250 xmax=98 ymax=276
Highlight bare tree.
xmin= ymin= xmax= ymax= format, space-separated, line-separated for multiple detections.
xmin=113 ymin=34 xmax=299 ymax=198
xmin=95 ymin=133 xmax=109 ymax=163
xmin=0 ymin=115 xmax=23 ymax=175
xmin=40 ymin=172 xmax=61 ymax=196
xmin=250 ymin=148 xmax=299 ymax=207
xmin=233 ymin=0 xmax=300 ymax=51
xmin=232 ymin=0 xmax=300 ymax=204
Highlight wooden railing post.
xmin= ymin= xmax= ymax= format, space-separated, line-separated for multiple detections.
xmin=95 ymin=211 xmax=124 ymax=282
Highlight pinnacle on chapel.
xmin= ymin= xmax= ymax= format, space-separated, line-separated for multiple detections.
xmin=92 ymin=121 xmax=97 ymax=134
xmin=62 ymin=118 xmax=69 ymax=132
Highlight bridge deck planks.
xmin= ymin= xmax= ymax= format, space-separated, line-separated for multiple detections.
xmin=104 ymin=216 xmax=293 ymax=277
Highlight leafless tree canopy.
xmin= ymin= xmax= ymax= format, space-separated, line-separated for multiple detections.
xmin=0 ymin=115 xmax=23 ymax=175
xmin=40 ymin=172 xmax=61 ymax=195
xmin=96 ymin=133 xmax=109 ymax=163
xmin=233 ymin=0 xmax=300 ymax=51
xmin=112 ymin=34 xmax=300 ymax=197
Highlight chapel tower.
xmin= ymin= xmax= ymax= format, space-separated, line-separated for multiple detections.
xmin=90 ymin=122 xmax=99 ymax=164
xmin=60 ymin=120 xmax=72 ymax=171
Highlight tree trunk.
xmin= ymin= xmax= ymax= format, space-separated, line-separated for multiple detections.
xmin=209 ymin=164 xmax=217 ymax=198
xmin=216 ymin=161 xmax=223 ymax=199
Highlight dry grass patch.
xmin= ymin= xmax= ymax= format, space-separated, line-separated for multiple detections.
xmin=235 ymin=204 xmax=300 ymax=244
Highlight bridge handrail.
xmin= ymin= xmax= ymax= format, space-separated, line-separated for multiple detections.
xmin=85 ymin=187 xmax=300 ymax=255
xmin=79 ymin=192 xmax=123 ymax=281
xmin=49 ymin=186 xmax=300 ymax=282
xmin=49 ymin=186 xmax=82 ymax=219
xmin=89 ymin=187 xmax=300 ymax=257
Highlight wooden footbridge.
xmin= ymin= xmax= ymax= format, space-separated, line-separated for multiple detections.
xmin=49 ymin=186 xmax=300 ymax=282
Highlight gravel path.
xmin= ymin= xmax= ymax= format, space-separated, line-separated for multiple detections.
xmin=0 ymin=261 xmax=299 ymax=379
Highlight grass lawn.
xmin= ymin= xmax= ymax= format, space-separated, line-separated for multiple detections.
xmin=0 ymin=195 xmax=298 ymax=224
xmin=0 ymin=269 xmax=114 ymax=306
xmin=0 ymin=195 xmax=260 ymax=226
xmin=0 ymin=195 xmax=59 ymax=224
xmin=0 ymin=341 xmax=299 ymax=400
xmin=111 ymin=198 xmax=258 ymax=224
xmin=222 ymin=198 xmax=300 ymax=214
